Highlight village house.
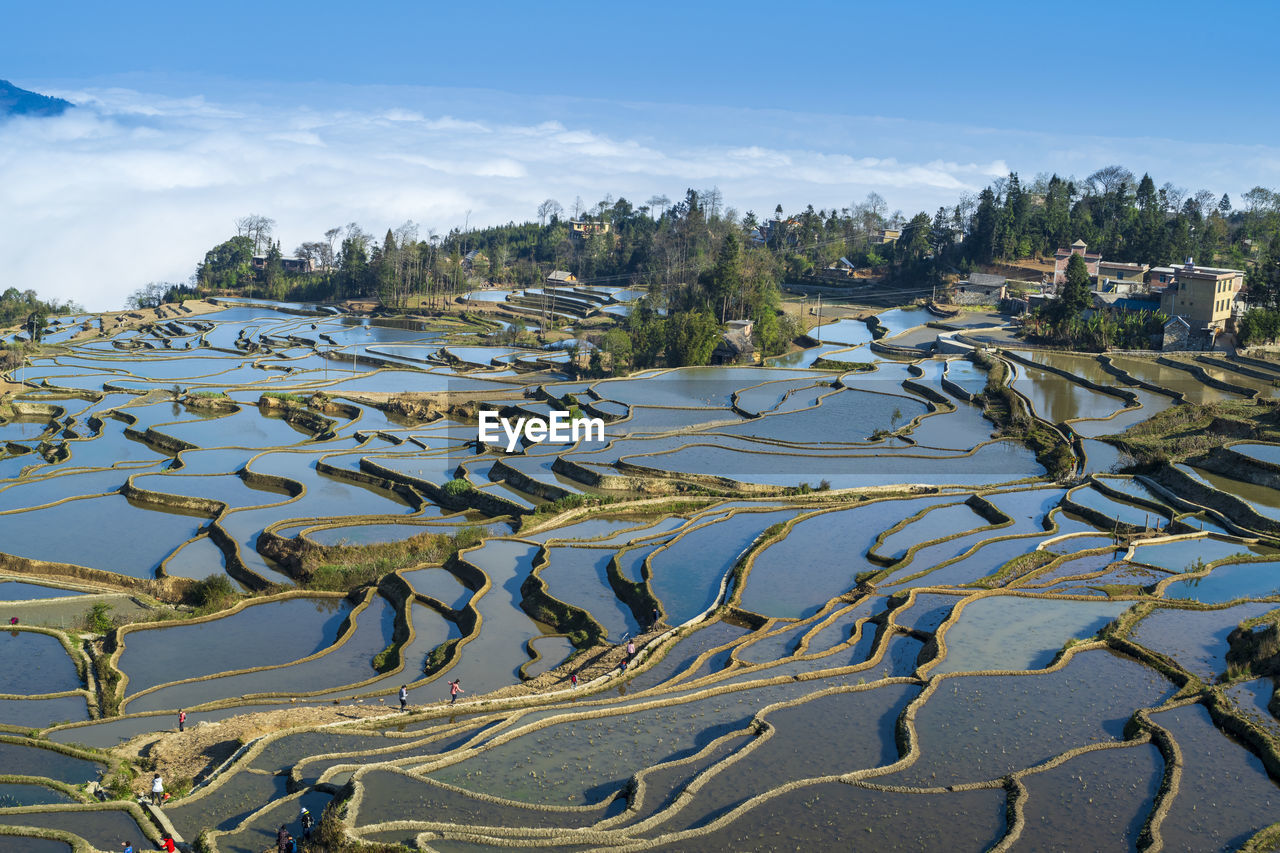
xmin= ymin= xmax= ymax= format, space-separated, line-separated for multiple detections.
xmin=545 ymin=270 xmax=578 ymax=287
xmin=810 ymin=257 xmax=857 ymax=282
xmin=1052 ymin=239 xmax=1102 ymax=285
xmin=1159 ymin=259 xmax=1246 ymax=333
xmin=1146 ymin=265 xmax=1178 ymax=290
xmin=711 ymin=319 xmax=756 ymax=365
xmin=870 ymin=227 xmax=901 ymax=245
xmin=950 ymin=273 xmax=1007 ymax=305
xmin=569 ymin=220 xmax=611 ymax=240
xmin=1095 ymin=261 xmax=1149 ymax=293
xmin=251 ymin=255 xmax=315 ymax=274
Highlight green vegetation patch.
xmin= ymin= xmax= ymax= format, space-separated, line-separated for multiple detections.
xmin=1105 ymin=398 xmax=1280 ymax=469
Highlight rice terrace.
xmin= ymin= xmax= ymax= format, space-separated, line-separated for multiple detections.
xmin=3 ymin=5 xmax=1280 ymax=847
xmin=2 ymin=286 xmax=1279 ymax=851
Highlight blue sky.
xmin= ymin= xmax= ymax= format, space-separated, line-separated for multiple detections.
xmin=2 ymin=1 xmax=1278 ymax=308
xmin=8 ymin=0 xmax=1279 ymax=140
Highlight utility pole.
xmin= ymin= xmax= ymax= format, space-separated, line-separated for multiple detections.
xmin=816 ymin=293 xmax=822 ymax=343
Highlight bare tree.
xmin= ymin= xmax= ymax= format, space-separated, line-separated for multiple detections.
xmin=537 ymin=199 xmax=563 ymax=226
xmin=571 ymin=196 xmax=585 ymax=219
xmin=235 ymin=215 xmax=276 ymax=255
xmin=1160 ymin=183 xmax=1186 ymax=213
xmin=646 ymin=194 xmax=671 ymax=219
xmin=701 ymin=186 xmax=724 ymax=219
xmin=324 ymin=227 xmax=342 ymax=264
xmin=295 ymin=242 xmax=328 ymax=266
xmin=1085 ymin=165 xmax=1135 ymax=196
xmin=393 ymin=220 xmax=419 ymax=246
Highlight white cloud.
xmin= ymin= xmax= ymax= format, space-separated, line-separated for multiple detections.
xmin=2 ymin=83 xmax=1278 ymax=310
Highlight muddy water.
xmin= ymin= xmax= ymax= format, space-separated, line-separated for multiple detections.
xmin=656 ymin=683 xmax=920 ymax=829
xmin=1129 ymin=601 xmax=1275 ymax=681
xmin=1009 ymin=359 xmax=1125 ymax=424
xmin=886 ymin=649 xmax=1176 ymax=787
xmin=125 ymin=595 xmax=394 ymax=712
xmin=657 ymin=780 xmax=1006 ymax=851
xmin=0 ymin=740 xmax=103 ymax=783
xmin=876 ymin=502 xmax=988 ymax=562
xmin=1106 ymin=356 xmax=1234 ymax=404
xmin=1017 ymin=743 xmax=1162 ymax=852
xmin=1153 ymin=702 xmax=1280 ymax=850
xmin=1189 ymin=465 xmax=1280 ymax=520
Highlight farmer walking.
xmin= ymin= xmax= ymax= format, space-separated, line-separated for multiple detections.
xmin=399 ymin=685 xmax=408 ymax=711
xmin=150 ymin=773 xmax=164 ymax=806
xmin=178 ymin=709 xmax=186 ymax=732
xmin=449 ymin=679 xmax=463 ymax=704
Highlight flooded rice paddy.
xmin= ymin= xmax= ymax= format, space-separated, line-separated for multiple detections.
xmin=2 ymin=299 xmax=1279 ymax=850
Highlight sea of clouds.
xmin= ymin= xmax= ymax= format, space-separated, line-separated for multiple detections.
xmin=1 ymin=81 xmax=1275 ymax=310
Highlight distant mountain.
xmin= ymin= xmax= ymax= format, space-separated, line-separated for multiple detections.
xmin=0 ymin=79 xmax=72 ymax=118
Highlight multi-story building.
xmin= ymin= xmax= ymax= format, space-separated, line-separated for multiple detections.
xmin=1158 ymin=259 xmax=1246 ymax=332
xmin=569 ymin=220 xmax=611 ymax=240
xmin=1095 ymin=261 xmax=1149 ymax=293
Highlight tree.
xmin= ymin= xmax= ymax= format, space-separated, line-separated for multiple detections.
xmin=537 ymin=199 xmax=563 ymax=226
xmin=235 ymin=214 xmax=276 ymax=255
xmin=599 ymin=328 xmax=633 ymax=369
xmin=262 ymin=241 xmax=283 ymax=295
xmin=896 ymin=212 xmax=932 ymax=265
xmin=196 ymin=236 xmax=254 ymax=291
xmin=664 ymin=309 xmax=719 ymax=366
xmin=645 ymin=195 xmax=670 ymax=220
xmin=1247 ymin=232 xmax=1280 ymax=308
xmin=25 ymin=309 xmax=47 ymax=342
xmin=627 ymin=301 xmax=667 ymax=368
xmin=1057 ymin=252 xmax=1093 ymax=316
xmin=967 ymin=188 xmax=998 ymax=263
xmin=1085 ymin=165 xmax=1135 ymax=197
xmin=126 ymin=282 xmax=176 ymax=309
xmin=702 ymin=232 xmax=743 ymax=322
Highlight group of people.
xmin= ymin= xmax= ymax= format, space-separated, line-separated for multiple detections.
xmin=115 ymin=621 xmax=665 ymax=853
xmin=276 ymin=806 xmax=315 ymax=852
xmin=617 ymin=638 xmax=638 ymax=672
xmin=396 ymin=679 xmax=464 ymax=712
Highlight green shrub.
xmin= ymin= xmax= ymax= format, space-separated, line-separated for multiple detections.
xmin=183 ymin=574 xmax=236 ymax=612
xmin=442 ymin=478 xmax=472 ymax=496
xmin=262 ymin=391 xmax=307 ymax=405
xmin=81 ymin=602 xmax=114 ymax=634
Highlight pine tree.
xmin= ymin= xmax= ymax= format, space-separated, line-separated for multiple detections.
xmin=1058 ymin=253 xmax=1093 ymax=315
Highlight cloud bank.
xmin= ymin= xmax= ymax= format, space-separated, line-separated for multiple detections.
xmin=1 ymin=82 xmax=1276 ymax=310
